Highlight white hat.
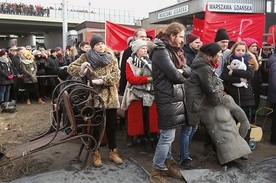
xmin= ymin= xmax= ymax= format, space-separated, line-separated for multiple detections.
xmin=131 ymin=39 xmax=147 ymax=53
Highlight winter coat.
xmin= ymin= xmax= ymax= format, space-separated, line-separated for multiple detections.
xmin=220 ymin=54 xmax=257 ymax=107
xmin=151 ymin=39 xmax=187 ymax=130
xmin=121 ymin=56 xmax=154 ymax=110
xmin=200 ymin=94 xmax=251 ymax=164
xmin=21 ymin=59 xmax=38 ymax=83
xmin=0 ymin=58 xmax=14 ymax=85
xmin=185 ymin=54 xmax=223 ymax=125
xmin=119 ymin=46 xmax=132 ymax=96
xmin=183 ymin=44 xmax=197 ymax=66
xmin=267 ymin=53 xmax=276 ymax=103
xmin=45 ymin=55 xmax=59 ymax=75
xmin=67 ymin=48 xmax=120 ymax=109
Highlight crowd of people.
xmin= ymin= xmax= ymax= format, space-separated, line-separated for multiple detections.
xmin=0 ymin=1 xmax=97 ymax=17
xmin=1 ymin=21 xmax=276 ymax=183
xmin=0 ymin=2 xmax=50 ymax=17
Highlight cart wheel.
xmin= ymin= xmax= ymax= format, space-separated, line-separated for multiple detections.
xmin=249 ymin=140 xmax=256 ymax=150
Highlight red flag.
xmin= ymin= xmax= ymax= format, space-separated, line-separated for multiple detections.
xmin=194 ymin=8 xmax=265 ymax=46
xmin=192 ymin=18 xmax=205 ymax=41
xmin=267 ymin=25 xmax=276 ymax=45
xmin=105 ymin=21 xmax=156 ymax=51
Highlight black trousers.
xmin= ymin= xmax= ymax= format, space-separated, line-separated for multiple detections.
xmin=94 ymin=108 xmax=117 ymax=150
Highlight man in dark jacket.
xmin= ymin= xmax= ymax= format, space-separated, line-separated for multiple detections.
xmin=183 ymin=34 xmax=201 ymax=66
xmin=150 ymin=22 xmax=188 ymax=183
xmin=8 ymin=46 xmax=22 ymax=101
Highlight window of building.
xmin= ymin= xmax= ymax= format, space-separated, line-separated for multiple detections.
xmin=267 ymin=0 xmax=272 ymax=13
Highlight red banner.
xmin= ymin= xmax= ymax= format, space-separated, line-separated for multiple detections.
xmin=193 ymin=9 xmax=265 ymax=47
xmin=192 ymin=18 xmax=205 ymax=40
xmin=105 ymin=21 xmax=156 ymax=51
xmin=267 ymin=25 xmax=276 ymax=45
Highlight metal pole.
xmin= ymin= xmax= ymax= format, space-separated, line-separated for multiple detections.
xmin=62 ymin=0 xmax=68 ymax=51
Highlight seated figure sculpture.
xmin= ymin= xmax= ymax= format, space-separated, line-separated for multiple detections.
xmin=200 ymin=93 xmax=252 ymax=165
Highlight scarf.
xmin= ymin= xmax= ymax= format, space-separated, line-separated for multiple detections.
xmin=86 ymin=49 xmax=112 ymax=69
xmin=161 ymin=38 xmax=185 ymax=69
xmin=131 ymin=54 xmax=151 ymax=68
xmin=20 ymin=59 xmax=33 ymax=65
xmin=230 ymin=53 xmax=250 ymax=64
xmin=0 ymin=57 xmax=8 ymax=63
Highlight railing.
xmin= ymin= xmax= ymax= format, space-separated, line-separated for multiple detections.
xmin=0 ymin=2 xmax=136 ymax=24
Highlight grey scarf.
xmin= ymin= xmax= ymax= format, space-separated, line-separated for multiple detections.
xmin=86 ymin=49 xmax=113 ymax=69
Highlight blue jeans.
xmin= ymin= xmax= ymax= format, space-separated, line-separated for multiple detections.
xmin=180 ymin=124 xmax=198 ymax=160
xmin=152 ymin=129 xmax=175 ymax=170
xmin=0 ymin=85 xmax=11 ymax=103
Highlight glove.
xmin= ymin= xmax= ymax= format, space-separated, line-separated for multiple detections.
xmin=147 ymin=76 xmax=153 ymax=83
xmin=240 ymin=78 xmax=247 ymax=83
xmin=182 ymin=65 xmax=191 ymax=78
xmin=79 ymin=62 xmax=90 ymax=77
xmin=92 ymin=79 xmax=104 ymax=85
xmin=8 ymin=74 xmax=14 ymax=80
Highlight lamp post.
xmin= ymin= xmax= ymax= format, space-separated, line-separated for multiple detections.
xmin=62 ymin=0 xmax=68 ymax=51
xmin=89 ymin=2 xmax=91 ymax=21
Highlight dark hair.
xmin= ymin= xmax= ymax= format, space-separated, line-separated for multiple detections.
xmin=79 ymin=41 xmax=89 ymax=48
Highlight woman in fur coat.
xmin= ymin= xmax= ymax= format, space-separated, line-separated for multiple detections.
xmin=68 ymin=34 xmax=123 ymax=167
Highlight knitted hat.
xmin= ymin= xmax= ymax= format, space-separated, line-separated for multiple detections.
xmin=0 ymin=50 xmax=7 ymax=57
xmin=200 ymin=42 xmax=222 ymax=57
xmin=214 ymin=28 xmax=229 ymax=42
xmin=131 ymin=39 xmax=147 ymax=53
xmin=90 ymin=34 xmax=105 ymax=49
xmin=186 ymin=34 xmax=199 ymax=44
xmin=57 ymin=68 xmax=70 ymax=81
xmin=242 ymin=38 xmax=258 ymax=48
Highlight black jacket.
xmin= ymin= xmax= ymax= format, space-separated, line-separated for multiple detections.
xmin=119 ymin=46 xmax=132 ymax=95
xmin=220 ymin=60 xmax=255 ymax=107
xmin=151 ymin=39 xmax=186 ymax=130
xmin=183 ymin=44 xmax=197 ymax=66
xmin=185 ymin=54 xmax=222 ymax=125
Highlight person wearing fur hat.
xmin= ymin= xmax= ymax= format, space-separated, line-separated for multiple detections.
xmin=182 ymin=42 xmax=222 ymax=168
xmin=221 ymin=41 xmax=258 ymax=124
xmin=183 ymin=34 xmax=201 ymax=66
xmin=0 ymin=49 xmax=14 ymax=104
xmin=214 ymin=28 xmax=231 ymax=76
xmin=121 ymin=39 xmax=158 ymax=155
xmin=242 ymin=38 xmax=262 ymax=120
xmin=20 ymin=50 xmax=45 ymax=105
xmin=68 ymin=33 xmax=123 ymax=167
